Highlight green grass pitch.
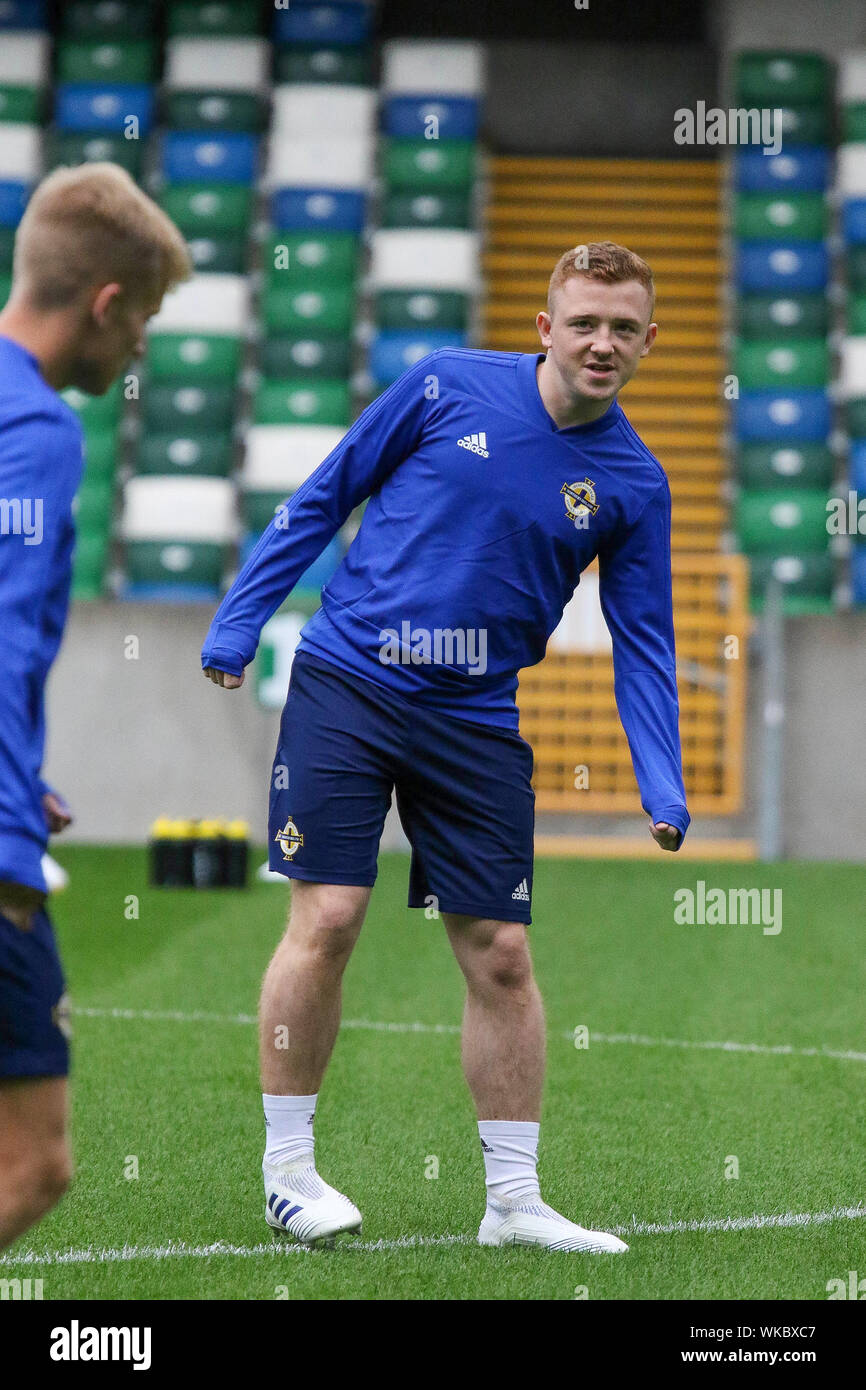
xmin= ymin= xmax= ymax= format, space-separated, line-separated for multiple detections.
xmin=2 ymin=848 xmax=863 ymax=1301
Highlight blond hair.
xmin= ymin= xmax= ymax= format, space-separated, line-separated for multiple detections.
xmin=13 ymin=162 xmax=192 ymax=310
xmin=548 ymin=241 xmax=655 ymax=319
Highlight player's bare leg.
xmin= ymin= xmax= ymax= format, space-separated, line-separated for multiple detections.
xmin=0 ymin=1076 xmax=71 ymax=1252
xmin=258 ymin=881 xmax=369 ymax=1246
xmin=444 ymin=914 xmax=627 ymax=1253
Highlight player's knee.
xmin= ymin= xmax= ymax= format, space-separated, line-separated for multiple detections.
xmin=1 ymin=1143 xmax=71 ymax=1224
xmin=476 ymin=924 xmax=533 ymax=993
xmin=31 ymin=1142 xmax=72 ymax=1210
xmin=288 ymin=891 xmax=364 ymax=963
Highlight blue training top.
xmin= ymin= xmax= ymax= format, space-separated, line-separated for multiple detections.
xmin=0 ymin=336 xmax=83 ymax=894
xmin=202 ymin=349 xmax=690 ymax=840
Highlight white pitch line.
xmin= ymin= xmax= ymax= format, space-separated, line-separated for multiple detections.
xmin=3 ymin=1205 xmax=865 ymax=1268
xmin=70 ymin=1006 xmax=866 ymax=1064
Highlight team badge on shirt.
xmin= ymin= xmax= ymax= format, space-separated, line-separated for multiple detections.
xmin=561 ymin=478 xmax=600 ymax=522
xmin=275 ymin=817 xmax=304 ymax=860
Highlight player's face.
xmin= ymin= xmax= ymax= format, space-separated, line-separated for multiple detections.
xmin=537 ymin=277 xmax=657 ymax=403
xmin=70 ymin=286 xmax=163 ymax=395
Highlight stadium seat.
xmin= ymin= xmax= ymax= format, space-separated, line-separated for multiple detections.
xmin=162 ymin=132 xmax=258 ymax=184
xmin=369 ymin=330 xmax=467 ymax=386
xmin=54 ymin=83 xmax=154 ymax=134
xmin=837 ymin=143 xmax=866 ymax=197
xmin=382 ymin=139 xmax=476 ymax=191
xmin=253 ymin=379 xmax=351 ymax=427
xmin=733 ymin=51 xmax=832 ymax=106
xmin=272 ymin=1 xmax=373 ymax=48
xmin=241 ymin=423 xmax=344 ymax=531
xmin=734 ymin=192 xmax=827 ymax=241
xmin=271 ymin=83 xmax=376 ymax=140
xmin=375 ymin=288 xmax=469 ymax=331
xmin=159 ymin=183 xmax=253 ymax=236
xmin=61 ymin=1 xmax=154 ymax=38
xmin=736 ymin=243 xmax=829 ymax=293
xmin=736 ymin=443 xmax=835 ymax=490
xmin=274 ymin=45 xmax=372 ymax=86
xmin=261 ymin=283 xmax=355 ymax=337
xmin=747 ymin=551 xmax=834 ymax=611
xmin=734 ymin=339 xmax=829 ymax=389
xmin=737 ymin=292 xmax=828 ymax=339
xmin=734 ymin=147 xmax=831 ymax=193
xmin=735 ymin=489 xmax=830 ymax=552
xmin=258 ymin=335 xmax=353 ymax=380
xmin=136 ymin=432 xmax=233 ymax=478
xmin=121 ymin=475 xmax=236 ymax=596
xmin=163 ymin=36 xmax=269 ymax=93
xmin=733 ymin=390 xmax=831 ymax=442
xmin=46 ymin=130 xmax=144 ymax=176
xmin=166 ymin=0 xmax=264 ymax=38
xmin=369 ymin=229 xmax=480 ymax=292
xmin=0 ymin=122 xmax=40 ymax=224
xmin=56 ymin=39 xmax=157 ymax=84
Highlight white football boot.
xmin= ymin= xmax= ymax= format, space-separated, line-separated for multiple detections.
xmin=263 ymin=1157 xmax=362 ymax=1248
xmin=478 ymin=1194 xmax=628 ymax=1253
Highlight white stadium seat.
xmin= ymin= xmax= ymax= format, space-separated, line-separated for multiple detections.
xmin=265 ymin=137 xmax=374 ymax=191
xmin=271 ymin=84 xmax=377 ymax=140
xmin=0 ymin=31 xmax=50 ymax=86
xmin=242 ymin=425 xmax=346 ymax=494
xmin=0 ymin=122 xmax=41 ymax=179
xmin=838 ymin=337 xmax=866 ymax=400
xmin=369 ymin=229 xmax=480 ymax=291
xmin=381 ymin=40 xmax=485 ymax=96
xmin=836 ymin=144 xmax=866 ymax=197
xmin=122 ymin=477 xmax=237 ymax=542
xmin=163 ymin=37 xmax=271 ymax=93
xmin=838 ymin=52 xmax=866 ymax=105
xmin=149 ymin=275 xmax=250 ymax=337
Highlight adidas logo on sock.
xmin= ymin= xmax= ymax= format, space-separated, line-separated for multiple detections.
xmin=480 ymin=1137 xmax=493 ymax=1153
xmin=457 ymin=430 xmax=490 ymax=458
xmin=511 ymin=878 xmax=530 ymax=902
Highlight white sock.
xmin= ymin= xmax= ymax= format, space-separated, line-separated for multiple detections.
xmin=478 ymin=1120 xmax=541 ymax=1203
xmin=263 ymin=1093 xmax=317 ymax=1167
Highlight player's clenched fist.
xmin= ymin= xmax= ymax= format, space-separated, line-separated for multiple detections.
xmin=203 ymin=667 xmax=245 ymax=689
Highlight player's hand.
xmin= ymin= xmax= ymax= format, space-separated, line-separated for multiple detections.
xmin=203 ymin=667 xmax=245 ymax=689
xmin=650 ymin=820 xmax=680 ymax=852
xmin=42 ymin=790 xmax=73 ymax=834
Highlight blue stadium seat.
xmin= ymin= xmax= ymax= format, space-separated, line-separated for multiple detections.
xmin=369 ymin=329 xmax=467 ymax=385
xmin=0 ymin=180 xmax=29 ymax=226
xmin=273 ymin=2 xmax=372 ymax=48
xmin=383 ymin=95 xmax=480 ymax=141
xmin=734 ymin=147 xmax=831 ymax=193
xmin=842 ymin=198 xmax=866 ymax=244
xmin=737 ymin=242 xmax=829 ymax=293
xmin=0 ymin=0 xmax=46 ymax=27
xmin=162 ymin=132 xmax=258 ymax=184
xmin=269 ymin=187 xmax=365 ymax=232
xmin=733 ymin=389 xmax=831 ymax=442
xmin=55 ymin=82 xmax=154 ymax=133
xmin=849 ymin=439 xmax=866 ymax=492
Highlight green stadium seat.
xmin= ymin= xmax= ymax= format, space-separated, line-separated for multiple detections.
xmin=747 ymin=552 xmax=835 ymax=614
xmin=142 ymin=382 xmax=236 ymax=433
xmin=265 ymin=232 xmax=358 ymax=285
xmin=75 ymin=478 xmax=115 ymax=531
xmin=136 ymin=432 xmax=233 ymax=477
xmin=0 ymin=86 xmax=43 ymax=123
xmin=733 ymin=51 xmax=832 ymax=105
xmin=147 ymin=332 xmax=242 ymax=382
xmin=259 ymin=336 xmax=353 ymax=381
xmin=847 ymin=398 xmax=866 ymax=437
xmin=186 ymin=235 xmax=248 ymax=273
xmin=159 ymin=184 xmax=253 ymax=236
xmin=0 ymin=227 xmax=15 ymax=273
xmin=735 ymin=489 xmax=830 ymax=554
xmin=122 ymin=476 xmax=236 ymax=589
xmin=383 ymin=139 xmax=476 ymax=192
xmin=162 ymin=90 xmax=267 ymax=132
xmin=734 ymin=339 xmax=829 ymax=389
xmin=46 ymin=132 xmax=144 ymax=178
xmin=736 ymin=443 xmax=835 ymax=490
xmin=0 ymin=274 xmax=11 ymax=310
xmin=82 ymin=429 xmax=120 ymax=481
xmin=734 ymin=193 xmax=827 ymax=242
xmin=774 ymin=104 xmax=831 ymax=146
xmin=381 ymin=191 xmax=472 ymax=230
xmin=375 ymin=288 xmax=469 ymax=331
xmin=61 ymin=1 xmax=155 ymax=39
xmin=847 ymin=296 xmax=866 ymax=336
xmin=261 ymin=284 xmax=356 ymax=338
xmin=274 ymin=46 xmax=372 ymax=87
xmin=253 ymin=380 xmax=351 ymax=427
xmin=842 ymin=103 xmax=866 ymax=142
xmin=737 ymin=293 xmax=828 ymax=340
xmin=71 ymin=530 xmax=111 ymax=601
xmin=166 ymin=0 xmax=263 ymax=37
xmin=56 ymin=39 xmax=158 ymax=84
xmin=63 ymin=380 xmax=125 ymax=432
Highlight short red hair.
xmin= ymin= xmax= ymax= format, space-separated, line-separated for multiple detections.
xmin=547 ymin=241 xmax=655 ymax=319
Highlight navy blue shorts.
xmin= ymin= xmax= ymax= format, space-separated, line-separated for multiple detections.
xmin=0 ymin=906 xmax=70 ymax=1078
xmin=268 ymin=653 xmax=535 ymax=923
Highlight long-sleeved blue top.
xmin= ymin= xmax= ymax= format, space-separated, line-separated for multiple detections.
xmin=0 ymin=336 xmax=83 ymax=894
xmin=202 ymin=349 xmax=690 ymax=840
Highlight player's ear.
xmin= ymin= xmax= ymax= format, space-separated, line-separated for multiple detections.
xmin=536 ymin=309 xmax=553 ymax=345
xmin=90 ymin=282 xmax=123 ymax=327
xmin=640 ymin=322 xmax=658 ymax=356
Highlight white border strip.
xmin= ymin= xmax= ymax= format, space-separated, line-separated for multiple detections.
xmin=3 ymin=1205 xmax=865 ymax=1267
xmin=70 ymin=1007 xmax=866 ymax=1064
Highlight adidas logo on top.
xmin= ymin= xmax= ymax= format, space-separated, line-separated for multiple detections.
xmin=457 ymin=431 xmax=490 ymax=457
xmin=511 ymin=878 xmax=530 ymax=902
